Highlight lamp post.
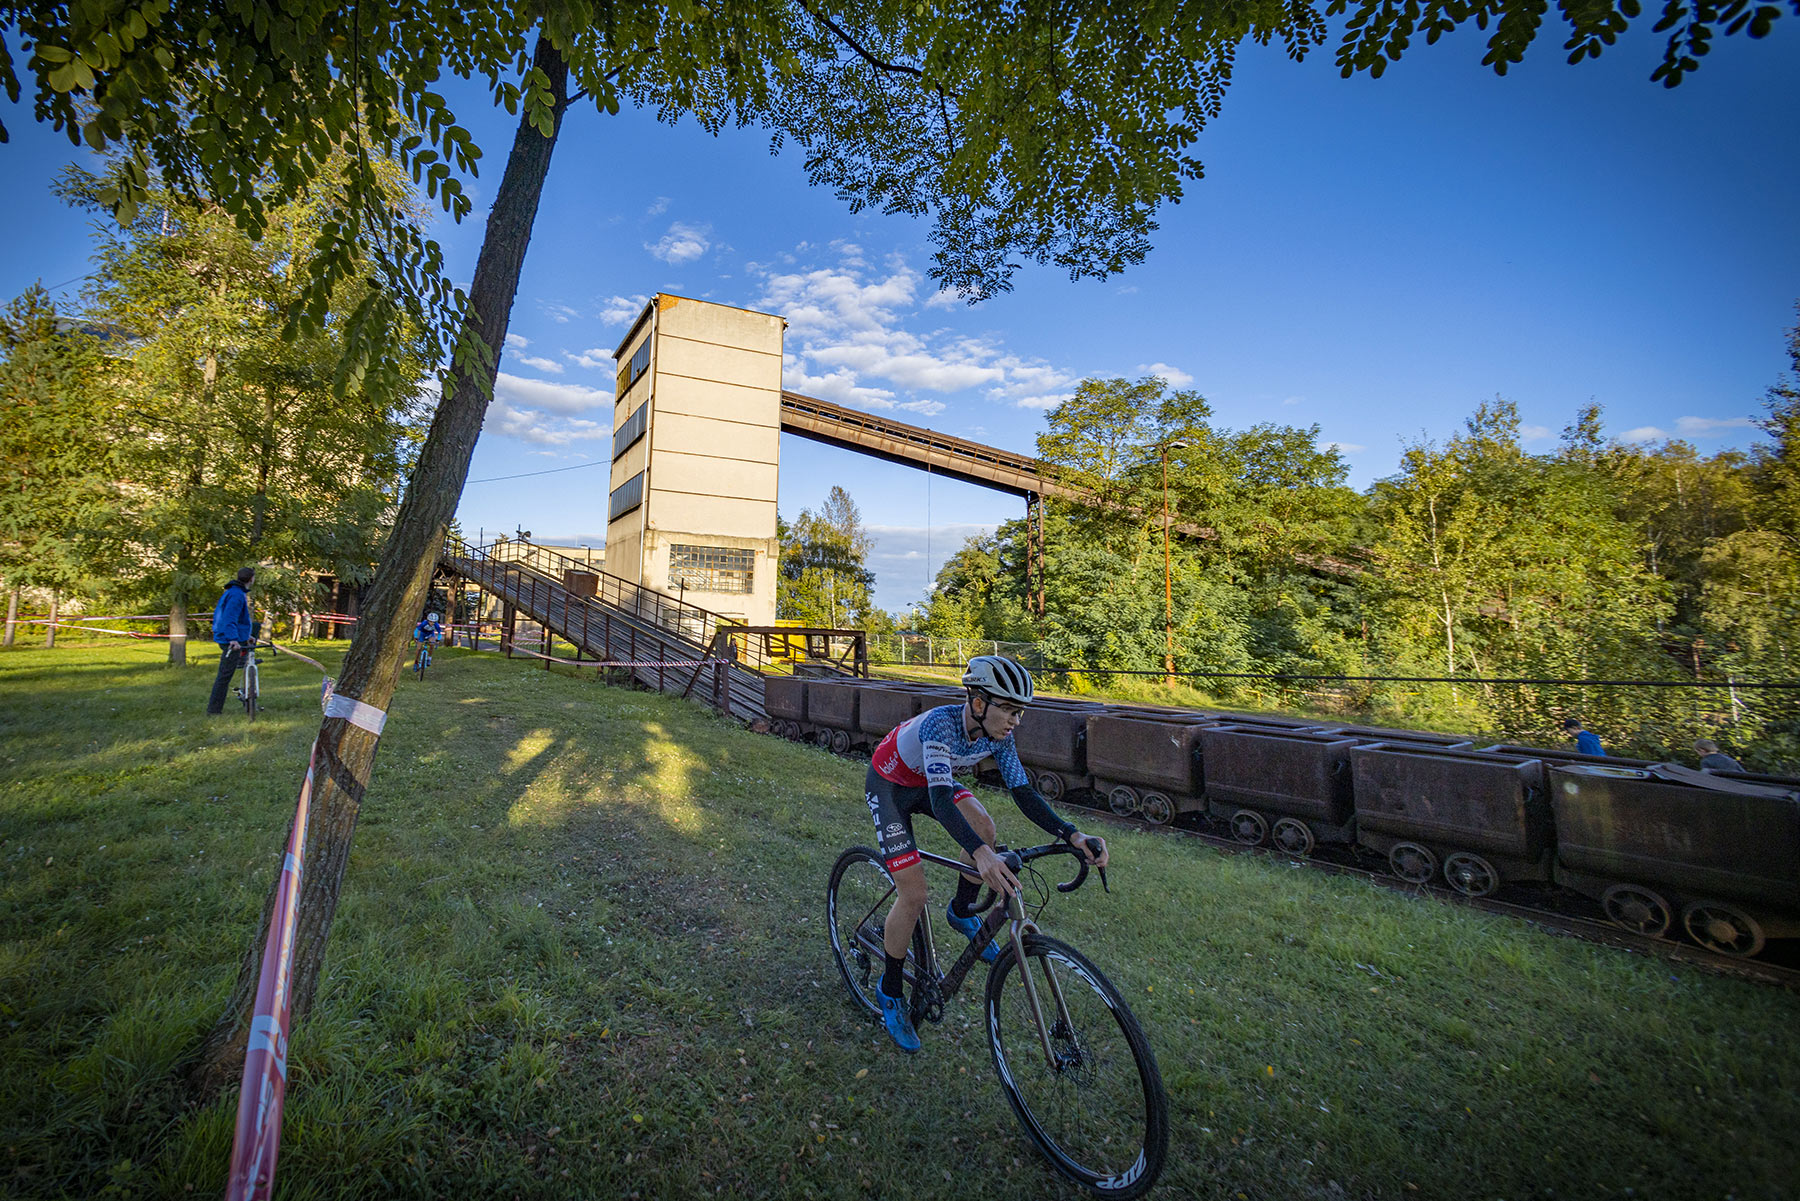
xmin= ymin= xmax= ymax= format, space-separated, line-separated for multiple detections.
xmin=1159 ymin=440 xmax=1188 ymax=689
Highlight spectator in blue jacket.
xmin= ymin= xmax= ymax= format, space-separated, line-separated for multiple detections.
xmin=1562 ymin=717 xmax=1605 ymax=757
xmin=206 ymin=566 xmax=256 ymax=715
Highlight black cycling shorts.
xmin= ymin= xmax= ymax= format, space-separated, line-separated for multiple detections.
xmin=864 ymin=765 xmax=972 ymax=874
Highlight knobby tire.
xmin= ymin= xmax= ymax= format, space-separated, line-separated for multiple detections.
xmin=985 ymin=933 xmax=1168 ymax=1200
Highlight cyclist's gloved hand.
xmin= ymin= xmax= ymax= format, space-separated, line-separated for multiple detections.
xmin=973 ymin=844 xmax=1021 ymax=898
xmin=1071 ymin=832 xmax=1109 ymax=869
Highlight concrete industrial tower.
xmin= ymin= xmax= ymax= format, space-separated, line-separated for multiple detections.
xmin=605 ymin=295 xmax=784 ymax=627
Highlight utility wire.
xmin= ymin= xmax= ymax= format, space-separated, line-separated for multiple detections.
xmin=466 ymin=459 xmax=608 ymax=484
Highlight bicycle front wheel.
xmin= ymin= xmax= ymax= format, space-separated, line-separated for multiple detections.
xmin=826 ymin=846 xmax=925 ymax=1018
xmin=243 ymin=663 xmax=259 ymax=720
xmin=985 ymin=934 xmax=1168 ymax=1200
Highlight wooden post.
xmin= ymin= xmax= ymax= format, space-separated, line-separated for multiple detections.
xmin=503 ymin=603 xmax=517 ymax=658
xmin=543 ymin=622 xmax=552 ymax=669
xmin=3 ymin=587 xmax=17 ymax=649
xmin=44 ymin=595 xmax=58 ymax=649
xmin=169 ymin=597 xmax=188 ymax=666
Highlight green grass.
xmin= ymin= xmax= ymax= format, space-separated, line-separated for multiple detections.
xmin=2 ymin=643 xmax=1797 ymax=1200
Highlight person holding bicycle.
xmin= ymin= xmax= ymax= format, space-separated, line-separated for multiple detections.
xmin=864 ymin=655 xmax=1108 ymax=1052
xmin=205 ymin=566 xmax=256 ymax=715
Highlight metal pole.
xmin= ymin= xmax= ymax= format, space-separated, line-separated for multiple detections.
xmin=1163 ymin=445 xmax=1174 ymax=689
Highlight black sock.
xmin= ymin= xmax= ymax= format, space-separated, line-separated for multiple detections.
xmin=951 ymin=875 xmax=982 ymax=919
xmin=881 ymin=953 xmax=906 ymax=999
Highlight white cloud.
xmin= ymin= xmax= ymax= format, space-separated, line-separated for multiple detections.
xmin=487 ymin=400 xmax=610 ymax=447
xmin=566 ymin=348 xmax=616 ymax=371
xmin=505 ymin=333 xmax=530 ymax=349
xmin=754 ymin=246 xmax=1082 ymax=424
xmin=1519 ymin=424 xmax=1551 ymax=442
xmin=646 ymin=197 xmax=670 ymax=217
xmin=599 ymin=294 xmax=649 ymax=325
xmin=923 ymin=289 xmax=961 ymax=309
xmin=514 ymin=354 xmax=564 ymax=374
xmin=1323 ymin=441 xmax=1367 ymax=454
xmin=1675 ymin=415 xmax=1753 ymax=436
xmin=493 ymin=372 xmax=610 ymax=416
xmin=542 ymin=303 xmax=579 ymax=324
xmin=1620 ymin=426 xmax=1669 ymax=443
xmin=647 ymin=222 xmax=711 ymax=264
xmin=1138 ymin=362 xmax=1194 ymax=386
xmin=1282 ymin=396 xmax=1302 ymax=406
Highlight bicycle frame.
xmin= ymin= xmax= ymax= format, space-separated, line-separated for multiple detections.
xmin=853 ymin=845 xmax=1083 ymax=1072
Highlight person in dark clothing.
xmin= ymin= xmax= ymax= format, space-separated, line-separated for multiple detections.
xmin=206 ymin=567 xmax=256 ymax=715
xmin=1694 ymin=739 xmax=1745 ymax=773
xmin=1562 ymin=717 xmax=1605 ymax=757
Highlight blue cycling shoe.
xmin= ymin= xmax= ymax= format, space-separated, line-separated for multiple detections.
xmin=875 ymin=985 xmax=921 ymax=1053
xmin=946 ymin=903 xmax=998 ymax=963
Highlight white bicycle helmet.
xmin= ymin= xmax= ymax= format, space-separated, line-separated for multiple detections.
xmin=426 ymin=612 xmax=440 ymax=623
xmin=962 ymin=655 xmax=1034 ymax=705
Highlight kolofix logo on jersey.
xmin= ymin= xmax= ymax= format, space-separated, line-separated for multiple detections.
xmin=871 ymin=727 xmax=927 ymax=786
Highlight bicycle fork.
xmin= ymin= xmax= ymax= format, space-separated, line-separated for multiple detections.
xmin=999 ymin=891 xmax=1083 ymax=1072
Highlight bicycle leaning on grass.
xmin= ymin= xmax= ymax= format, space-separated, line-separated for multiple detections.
xmin=232 ymin=622 xmax=267 ymax=720
xmin=826 ymin=838 xmax=1169 ymax=1199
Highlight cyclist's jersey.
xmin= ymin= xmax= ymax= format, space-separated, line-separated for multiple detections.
xmin=413 ymin=620 xmax=442 ymax=643
xmin=872 ymin=704 xmax=1032 ymax=793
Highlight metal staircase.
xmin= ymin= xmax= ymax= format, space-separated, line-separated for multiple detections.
xmin=437 ymin=537 xmax=771 ymax=720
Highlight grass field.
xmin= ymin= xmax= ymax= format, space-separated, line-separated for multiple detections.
xmin=2 ymin=643 xmax=1796 ymax=1200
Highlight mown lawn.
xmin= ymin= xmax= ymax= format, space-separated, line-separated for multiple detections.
xmin=2 ymin=643 xmax=1796 ymax=1200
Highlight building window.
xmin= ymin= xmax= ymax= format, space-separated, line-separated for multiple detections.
xmin=608 ymin=471 xmax=644 ymax=523
xmin=615 ymin=337 xmax=651 ymax=397
xmin=613 ymin=402 xmax=648 ymax=461
xmin=670 ymin=543 xmax=755 ymax=594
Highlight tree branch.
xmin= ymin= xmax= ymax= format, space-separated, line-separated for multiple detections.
xmin=799 ymin=1 xmax=924 ymax=77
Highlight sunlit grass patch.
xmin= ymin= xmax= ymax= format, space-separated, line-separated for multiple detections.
xmin=2 ymin=643 xmax=1796 ymax=1200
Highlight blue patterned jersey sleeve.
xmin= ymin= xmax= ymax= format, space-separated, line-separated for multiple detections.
xmin=993 ymin=739 xmax=1031 ymax=790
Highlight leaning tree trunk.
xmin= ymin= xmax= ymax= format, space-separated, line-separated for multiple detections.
xmin=186 ymin=33 xmax=571 ymax=1098
xmin=4 ymin=586 xmax=18 ymax=648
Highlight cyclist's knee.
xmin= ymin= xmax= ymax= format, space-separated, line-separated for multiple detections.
xmin=961 ymin=798 xmax=998 ymax=845
xmin=892 ymin=863 xmax=928 ymax=906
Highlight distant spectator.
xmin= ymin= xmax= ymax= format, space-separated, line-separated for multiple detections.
xmin=1562 ymin=717 xmax=1605 ymax=757
xmin=1694 ymin=739 xmax=1744 ymax=773
xmin=206 ymin=567 xmax=256 ymax=715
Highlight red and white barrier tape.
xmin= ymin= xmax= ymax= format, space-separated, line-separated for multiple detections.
xmin=225 ymin=740 xmax=319 ymax=1201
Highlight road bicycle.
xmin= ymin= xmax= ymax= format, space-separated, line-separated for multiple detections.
xmin=827 ymin=838 xmax=1169 ymax=1199
xmin=233 ymin=623 xmax=266 ymax=720
xmin=413 ymin=640 xmax=434 ymax=680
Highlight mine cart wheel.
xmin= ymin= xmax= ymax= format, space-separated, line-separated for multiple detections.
xmin=1271 ymin=817 xmax=1314 ymax=858
xmin=829 ymin=728 xmax=853 ymax=755
xmin=1229 ymin=809 xmax=1269 ymax=847
xmin=777 ymin=720 xmax=796 ymax=739
xmin=1108 ymin=785 xmax=1141 ymax=817
xmin=1680 ymin=900 xmax=1766 ymax=957
xmin=1140 ymin=792 xmax=1175 ymax=826
xmin=1601 ymin=884 xmax=1672 ymax=939
xmin=1036 ymin=771 xmax=1067 ymax=802
xmin=1388 ymin=842 xmax=1437 ymax=885
xmin=1443 ymin=852 xmax=1500 ymax=898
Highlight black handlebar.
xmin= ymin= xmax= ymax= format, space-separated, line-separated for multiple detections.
xmin=1010 ymin=838 xmax=1108 ymax=895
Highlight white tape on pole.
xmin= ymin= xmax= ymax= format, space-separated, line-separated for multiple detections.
xmin=323 ymin=691 xmax=387 ymax=735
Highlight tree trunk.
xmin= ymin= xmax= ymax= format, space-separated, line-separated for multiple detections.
xmin=186 ymin=33 xmax=571 ymax=1099
xmin=43 ymin=595 xmax=58 ymax=649
xmin=4 ymin=587 xmax=17 ymax=648
xmin=169 ymin=597 xmax=189 ymax=667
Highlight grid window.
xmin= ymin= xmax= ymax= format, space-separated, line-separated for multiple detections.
xmin=615 ymin=337 xmax=651 ymax=397
xmin=670 ymin=543 xmax=755 ymax=594
xmin=608 ymin=471 xmax=644 ymax=523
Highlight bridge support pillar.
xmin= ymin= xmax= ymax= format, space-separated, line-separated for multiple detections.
xmin=503 ymin=603 xmax=516 ymax=658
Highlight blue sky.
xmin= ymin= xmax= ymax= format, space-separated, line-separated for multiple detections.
xmin=4 ymin=25 xmax=1797 ymax=612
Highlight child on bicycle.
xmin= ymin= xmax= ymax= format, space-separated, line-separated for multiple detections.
xmin=412 ymin=612 xmax=444 ymax=656
xmin=864 ymin=655 xmax=1109 ymax=1053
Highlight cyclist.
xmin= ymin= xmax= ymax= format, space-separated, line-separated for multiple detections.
xmin=412 ymin=611 xmax=444 ymax=662
xmin=864 ymin=655 xmax=1109 ymax=1053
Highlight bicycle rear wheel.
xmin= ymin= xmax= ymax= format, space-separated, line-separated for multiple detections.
xmin=827 ymin=846 xmax=926 ymax=1018
xmin=985 ymin=934 xmax=1168 ymax=1200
